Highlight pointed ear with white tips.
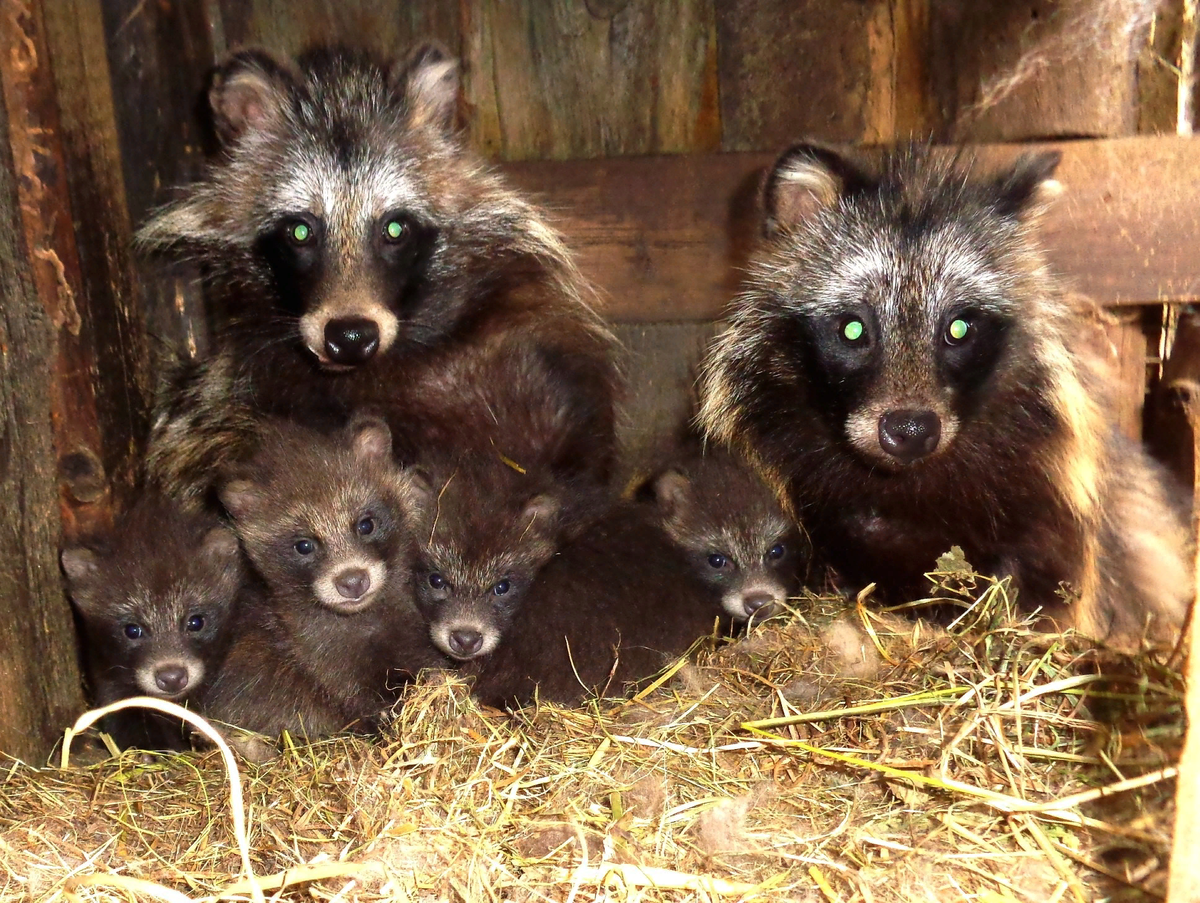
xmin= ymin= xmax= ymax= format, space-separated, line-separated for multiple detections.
xmin=400 ymin=43 xmax=459 ymax=132
xmin=219 ymin=479 xmax=263 ymax=522
xmin=762 ymin=143 xmax=870 ymax=236
xmin=991 ymin=150 xmax=1064 ymax=220
xmin=348 ymin=415 xmax=394 ymax=462
xmin=209 ymin=49 xmax=300 ymax=146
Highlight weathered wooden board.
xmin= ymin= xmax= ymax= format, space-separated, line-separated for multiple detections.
xmin=0 ymin=62 xmax=85 ymax=764
xmin=464 ymin=0 xmax=720 ymax=160
xmin=613 ymin=322 xmax=719 ymax=483
xmin=42 ymin=0 xmax=153 ymax=498
xmin=714 ymin=0 xmax=876 ymax=149
xmin=501 ymin=136 xmax=1200 ymax=323
xmin=928 ymin=0 xmax=1140 ymax=142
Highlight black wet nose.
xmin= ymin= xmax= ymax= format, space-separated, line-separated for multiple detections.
xmin=741 ymin=592 xmax=777 ymax=616
xmin=324 ymin=317 xmax=380 ymax=364
xmin=878 ymin=410 xmax=941 ymax=462
xmin=154 ymin=665 xmax=189 ymax=695
xmin=335 ymin=568 xmax=371 ymax=600
xmin=449 ymin=629 xmax=484 ymax=658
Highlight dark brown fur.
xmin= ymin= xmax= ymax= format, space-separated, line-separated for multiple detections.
xmin=465 ymin=502 xmax=732 ymax=708
xmin=141 ymin=45 xmax=618 ymax=505
xmin=200 ymin=417 xmax=446 ymax=738
xmin=61 ymin=493 xmax=243 ymax=749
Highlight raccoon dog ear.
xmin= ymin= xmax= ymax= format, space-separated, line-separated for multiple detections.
xmin=348 ymin=416 xmax=394 ymax=462
xmin=521 ymin=494 xmax=561 ymax=531
xmin=60 ymin=547 xmax=101 ymax=587
xmin=399 ymin=43 xmax=459 ymax=132
xmin=209 ymin=49 xmax=299 ymax=145
xmin=219 ymin=479 xmax=262 ymax=521
xmin=762 ymin=143 xmax=870 ymax=236
xmin=652 ymin=469 xmax=691 ymax=520
xmin=991 ymin=150 xmax=1064 ymax=219
xmin=200 ymin=526 xmax=241 ymax=563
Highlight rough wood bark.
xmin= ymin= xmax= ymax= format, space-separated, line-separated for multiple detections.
xmin=0 ymin=0 xmax=113 ymax=536
xmin=0 ymin=38 xmax=84 ymax=763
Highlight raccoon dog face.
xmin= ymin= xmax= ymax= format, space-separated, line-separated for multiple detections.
xmin=220 ymin=417 xmax=424 ymax=614
xmin=732 ymin=144 xmax=1062 ymax=471
xmin=651 ymin=449 xmax=803 ymax=621
xmin=62 ymin=497 xmax=243 ymax=700
xmin=412 ymin=460 xmax=561 ymax=662
xmin=140 ymin=44 xmax=485 ymax=370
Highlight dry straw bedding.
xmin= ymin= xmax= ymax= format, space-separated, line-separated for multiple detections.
xmin=0 ymin=560 xmax=1183 ymax=903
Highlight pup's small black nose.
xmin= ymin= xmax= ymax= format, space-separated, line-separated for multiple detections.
xmin=154 ymin=665 xmax=189 ymax=695
xmin=324 ymin=317 xmax=380 ymax=364
xmin=449 ymin=629 xmax=484 ymax=659
xmin=878 ymin=410 xmax=941 ymax=462
xmin=335 ymin=568 xmax=371 ymax=600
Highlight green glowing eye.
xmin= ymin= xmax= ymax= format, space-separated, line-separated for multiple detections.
xmin=385 ymin=219 xmax=405 ymax=240
xmin=843 ymin=319 xmax=864 ymax=342
xmin=948 ymin=319 xmax=970 ymax=341
xmin=290 ymin=222 xmax=311 ymax=243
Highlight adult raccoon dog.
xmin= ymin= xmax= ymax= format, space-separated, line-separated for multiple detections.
xmin=201 ymin=416 xmax=446 ymax=739
xmin=141 ymin=44 xmax=617 ymax=502
xmin=61 ymin=493 xmax=244 ymax=749
xmin=698 ymin=143 xmax=1190 ymax=648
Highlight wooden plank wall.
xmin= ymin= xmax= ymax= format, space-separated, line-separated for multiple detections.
xmin=0 ymin=0 xmax=1185 ymax=760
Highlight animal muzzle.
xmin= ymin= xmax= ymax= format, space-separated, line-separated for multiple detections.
xmin=335 ymin=567 xmax=372 ymax=601
xmin=138 ymin=658 xmax=204 ymax=699
xmin=448 ymin=628 xmax=485 ymax=659
xmin=324 ymin=317 xmax=380 ymax=365
xmin=877 ymin=409 xmax=941 ymax=463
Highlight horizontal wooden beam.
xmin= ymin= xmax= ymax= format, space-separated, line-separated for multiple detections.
xmin=501 ymin=137 xmax=1200 ymax=322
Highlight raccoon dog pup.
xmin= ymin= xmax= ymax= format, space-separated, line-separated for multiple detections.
xmin=698 ymin=143 xmax=1190 ymax=647
xmin=61 ymin=494 xmax=243 ymax=749
xmin=466 ymin=502 xmax=732 ymax=707
xmin=141 ymin=44 xmax=617 ymax=502
xmin=412 ymin=456 xmax=570 ymax=662
xmin=201 ymin=416 xmax=446 ymax=738
xmin=646 ymin=445 xmax=807 ymax=623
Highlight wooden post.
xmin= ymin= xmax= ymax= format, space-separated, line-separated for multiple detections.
xmin=0 ymin=29 xmax=84 ymax=762
xmin=1167 ymin=379 xmax=1200 ymax=903
xmin=0 ymin=0 xmax=155 ymax=760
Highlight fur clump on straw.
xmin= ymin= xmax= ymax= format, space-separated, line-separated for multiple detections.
xmin=0 ymin=561 xmax=1183 ymax=902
